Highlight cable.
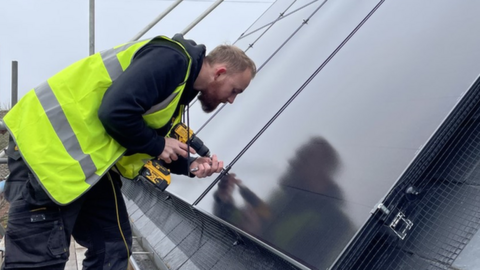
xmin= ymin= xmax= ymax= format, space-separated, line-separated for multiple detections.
xmin=186 ymin=103 xmax=193 ymax=174
xmin=107 ymin=172 xmax=130 ymax=269
xmin=244 ymin=0 xmax=298 ymax=53
xmin=238 ymin=0 xmax=320 ymax=40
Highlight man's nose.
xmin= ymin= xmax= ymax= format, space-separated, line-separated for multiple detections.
xmin=227 ymin=95 xmax=236 ymax=104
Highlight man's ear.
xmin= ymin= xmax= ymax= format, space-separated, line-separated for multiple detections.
xmin=215 ymin=66 xmax=227 ymax=79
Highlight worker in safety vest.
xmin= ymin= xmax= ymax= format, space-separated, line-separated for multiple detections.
xmin=2 ymin=34 xmax=256 ymax=269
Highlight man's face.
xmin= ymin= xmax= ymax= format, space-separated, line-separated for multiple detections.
xmin=198 ymin=67 xmax=252 ymax=113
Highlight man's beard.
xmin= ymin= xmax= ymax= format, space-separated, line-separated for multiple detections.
xmin=198 ymin=92 xmax=220 ymax=113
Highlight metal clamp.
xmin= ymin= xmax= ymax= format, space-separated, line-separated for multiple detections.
xmin=372 ymin=203 xmax=390 ymax=215
xmin=389 ymin=211 xmax=413 ymax=240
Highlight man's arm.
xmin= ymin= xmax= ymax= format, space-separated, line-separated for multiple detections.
xmin=98 ymin=44 xmax=188 ymax=157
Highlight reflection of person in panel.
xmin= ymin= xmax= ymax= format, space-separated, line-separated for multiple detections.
xmin=213 ymin=137 xmax=356 ymax=269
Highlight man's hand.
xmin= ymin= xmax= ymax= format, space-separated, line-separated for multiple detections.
xmin=190 ymin=154 xmax=224 ymax=178
xmin=158 ymin=137 xmax=196 ymax=163
xmin=216 ymin=173 xmax=241 ymax=199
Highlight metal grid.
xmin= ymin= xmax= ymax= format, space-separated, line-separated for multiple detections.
xmin=121 ymin=178 xmax=301 ymax=270
xmin=332 ymin=77 xmax=480 ymax=269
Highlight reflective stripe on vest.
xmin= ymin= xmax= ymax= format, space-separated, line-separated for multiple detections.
xmin=4 ymin=36 xmax=192 ymax=205
xmin=35 ymin=81 xmax=98 ymax=185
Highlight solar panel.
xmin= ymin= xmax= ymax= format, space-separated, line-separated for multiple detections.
xmin=120 ymin=0 xmax=480 ymax=269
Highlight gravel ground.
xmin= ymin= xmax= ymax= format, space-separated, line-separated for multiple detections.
xmin=0 ymin=110 xmax=9 ymax=230
xmin=131 ymin=237 xmax=159 ymax=270
xmin=0 ymin=110 xmax=8 ymax=180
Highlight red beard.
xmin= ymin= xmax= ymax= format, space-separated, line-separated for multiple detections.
xmin=198 ymin=92 xmax=220 ymax=113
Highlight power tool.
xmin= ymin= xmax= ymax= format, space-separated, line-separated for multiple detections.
xmin=137 ymin=123 xmax=210 ymax=191
xmin=170 ymin=122 xmax=210 ymax=157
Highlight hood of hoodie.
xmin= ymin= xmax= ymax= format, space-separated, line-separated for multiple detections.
xmin=172 ymin=33 xmax=206 ymax=105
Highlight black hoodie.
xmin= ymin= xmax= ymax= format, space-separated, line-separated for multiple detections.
xmin=98 ymin=34 xmax=206 ymax=176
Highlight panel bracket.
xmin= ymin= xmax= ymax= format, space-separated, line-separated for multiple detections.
xmin=389 ymin=211 xmax=413 ymax=240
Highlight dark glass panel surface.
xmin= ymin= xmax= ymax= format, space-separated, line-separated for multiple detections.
xmin=168 ymin=0 xmax=380 ymax=203
xmin=192 ymin=0 xmax=480 ymax=269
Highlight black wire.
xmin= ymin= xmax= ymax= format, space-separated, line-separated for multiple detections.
xmin=186 ymin=103 xmax=192 ymax=174
xmin=244 ymin=0 xmax=298 ymax=53
xmin=182 ymin=103 xmax=210 ymax=251
xmin=239 ymin=0 xmax=320 ymax=41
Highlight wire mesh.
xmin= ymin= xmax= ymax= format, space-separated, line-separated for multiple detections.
xmin=332 ymin=77 xmax=480 ymax=270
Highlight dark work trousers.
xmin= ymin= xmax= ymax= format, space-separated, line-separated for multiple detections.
xmin=2 ymin=142 xmax=132 ymax=270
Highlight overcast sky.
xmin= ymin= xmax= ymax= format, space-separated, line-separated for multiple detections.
xmin=0 ymin=0 xmax=272 ymax=108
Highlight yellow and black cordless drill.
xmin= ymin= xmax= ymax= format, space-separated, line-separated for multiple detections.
xmin=137 ymin=123 xmax=210 ymax=191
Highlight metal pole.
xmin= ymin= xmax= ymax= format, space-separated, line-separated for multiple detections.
xmin=181 ymin=0 xmax=224 ymax=35
xmin=89 ymin=0 xmax=95 ymax=55
xmin=130 ymin=0 xmax=184 ymax=42
xmin=129 ymin=257 xmax=142 ymax=270
xmin=11 ymin=61 xmax=18 ymax=106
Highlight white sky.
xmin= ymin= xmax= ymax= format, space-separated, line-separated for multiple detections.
xmin=0 ymin=0 xmax=273 ymax=108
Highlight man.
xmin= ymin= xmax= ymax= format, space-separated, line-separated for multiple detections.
xmin=2 ymin=34 xmax=256 ymax=269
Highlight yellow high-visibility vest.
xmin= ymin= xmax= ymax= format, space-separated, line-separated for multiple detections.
xmin=4 ymin=36 xmax=192 ymax=205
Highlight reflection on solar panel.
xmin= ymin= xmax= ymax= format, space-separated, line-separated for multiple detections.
xmin=123 ymin=0 xmax=480 ymax=269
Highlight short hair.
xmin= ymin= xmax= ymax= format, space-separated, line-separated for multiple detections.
xmin=205 ymin=45 xmax=257 ymax=79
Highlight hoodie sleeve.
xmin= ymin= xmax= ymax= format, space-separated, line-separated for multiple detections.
xmin=98 ymin=44 xmax=189 ymax=157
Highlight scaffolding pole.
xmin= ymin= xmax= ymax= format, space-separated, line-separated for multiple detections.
xmin=11 ymin=61 xmax=18 ymax=106
xmin=130 ymin=0 xmax=184 ymax=41
xmin=89 ymin=0 xmax=95 ymax=55
xmin=181 ymin=0 xmax=224 ymax=35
